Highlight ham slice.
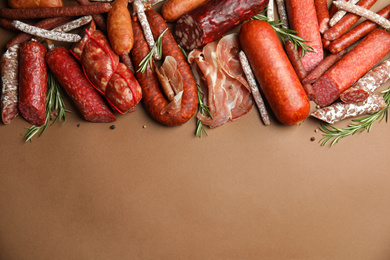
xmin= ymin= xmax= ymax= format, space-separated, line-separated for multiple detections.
xmin=188 ymin=33 xmax=253 ymax=128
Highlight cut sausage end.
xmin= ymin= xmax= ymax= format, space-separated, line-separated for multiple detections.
xmin=19 ymin=103 xmax=46 ymax=126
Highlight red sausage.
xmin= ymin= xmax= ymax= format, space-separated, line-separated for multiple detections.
xmin=285 ymin=0 xmax=324 ymax=73
xmin=328 ymin=4 xmax=390 ymax=54
xmin=161 ymin=0 xmax=209 ymax=22
xmin=46 ymin=47 xmax=116 ymax=123
xmin=131 ymin=12 xmax=198 ymax=126
xmin=174 ymin=0 xmax=268 ymax=51
xmin=239 ymin=20 xmax=310 ymax=126
xmin=323 ymin=0 xmax=377 ymax=41
xmin=284 ymin=40 xmax=307 ymax=81
xmin=18 ymin=41 xmax=47 ymax=126
xmin=314 ymin=0 xmax=330 ymax=34
xmin=313 ymin=29 xmax=390 ymax=107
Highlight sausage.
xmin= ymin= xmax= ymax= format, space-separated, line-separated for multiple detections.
xmin=314 ymin=0 xmax=330 ymax=34
xmin=0 ymin=3 xmax=111 ymax=20
xmin=46 ymin=47 xmax=116 ymax=123
xmin=6 ymin=17 xmax=72 ymax=49
xmin=239 ymin=20 xmax=310 ymax=126
xmin=0 ymin=18 xmax=19 ymax=32
xmin=328 ymin=4 xmax=390 ymax=54
xmin=1 ymin=44 xmax=19 ymax=124
xmin=174 ymin=0 xmax=268 ymax=51
xmin=322 ymin=0 xmax=377 ymax=41
xmin=284 ymin=0 xmax=324 ymax=73
xmin=329 ymin=0 xmax=346 ymax=17
xmin=75 ymin=0 xmax=107 ymax=33
xmin=18 ymin=41 xmax=47 ymax=126
xmin=107 ymin=0 xmax=133 ymax=56
xmin=161 ymin=0 xmax=209 ymax=22
xmin=131 ymin=13 xmax=198 ymax=126
xmin=284 ymin=40 xmax=307 ymax=81
xmin=8 ymin=0 xmax=63 ymax=9
xmin=313 ymin=29 xmax=390 ymax=107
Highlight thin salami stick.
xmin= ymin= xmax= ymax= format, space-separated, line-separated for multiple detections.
xmin=267 ymin=0 xmax=275 ymax=21
xmin=340 ymin=59 xmax=390 ymax=103
xmin=1 ymin=44 xmax=19 ymax=124
xmin=314 ymin=0 xmax=330 ymax=33
xmin=333 ymin=0 xmax=390 ymax=29
xmin=6 ymin=17 xmax=72 ymax=49
xmin=302 ymin=49 xmax=348 ymax=84
xmin=52 ymin=15 xmax=92 ymax=32
xmin=329 ymin=4 xmax=390 ymax=53
xmin=120 ymin=54 xmax=135 ymax=74
xmin=75 ymin=0 xmax=108 ymax=33
xmin=239 ymin=51 xmax=270 ymax=126
xmin=12 ymin=20 xmax=82 ymax=42
xmin=329 ymin=0 xmax=360 ymax=27
xmin=275 ymin=0 xmax=289 ymax=29
xmin=311 ymin=94 xmax=386 ymax=124
xmin=0 ymin=3 xmax=111 ymax=20
xmin=0 ymin=18 xmax=18 ymax=32
xmin=329 ymin=0 xmax=347 ymax=17
xmin=284 ymin=40 xmax=307 ymax=81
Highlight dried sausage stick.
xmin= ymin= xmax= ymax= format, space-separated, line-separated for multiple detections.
xmin=329 ymin=0 xmax=347 ymax=17
xmin=18 ymin=41 xmax=47 ymax=126
xmin=0 ymin=18 xmax=19 ymax=32
xmin=340 ymin=59 xmax=390 ymax=103
xmin=323 ymin=0 xmax=377 ymax=41
xmin=46 ymin=47 xmax=116 ymax=123
xmin=238 ymin=51 xmax=270 ymax=126
xmin=0 ymin=3 xmax=111 ymax=20
xmin=12 ymin=20 xmax=82 ymax=42
xmin=329 ymin=4 xmax=390 ymax=53
xmin=311 ymin=94 xmax=386 ymax=124
xmin=284 ymin=40 xmax=307 ymax=81
xmin=75 ymin=0 xmax=107 ymax=33
xmin=302 ymin=49 xmax=347 ymax=84
xmin=275 ymin=0 xmax=289 ymax=29
xmin=313 ymin=29 xmax=390 ymax=107
xmin=52 ymin=15 xmax=92 ymax=32
xmin=6 ymin=17 xmax=72 ymax=49
xmin=314 ymin=0 xmax=330 ymax=33
xmin=329 ymin=0 xmax=359 ymax=27
xmin=332 ymin=0 xmax=390 ymax=29
xmin=1 ymin=44 xmax=19 ymax=124
xmin=161 ymin=0 xmax=209 ymax=22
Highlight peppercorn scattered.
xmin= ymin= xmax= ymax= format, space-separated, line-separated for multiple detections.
xmin=110 ymin=125 xmax=116 ymax=130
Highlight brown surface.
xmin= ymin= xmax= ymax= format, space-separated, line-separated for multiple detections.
xmin=1 ymin=1 xmax=390 ymax=259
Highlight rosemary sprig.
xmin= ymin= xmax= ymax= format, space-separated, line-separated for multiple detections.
xmin=251 ymin=11 xmax=315 ymax=58
xmin=22 ymin=69 xmax=69 ymax=142
xmin=137 ymin=28 xmax=168 ymax=73
xmin=319 ymin=88 xmax=390 ymax=146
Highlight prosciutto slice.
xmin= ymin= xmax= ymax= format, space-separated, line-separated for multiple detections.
xmin=188 ymin=33 xmax=253 ymax=128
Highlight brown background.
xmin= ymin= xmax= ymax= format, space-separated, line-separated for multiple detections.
xmin=1 ymin=0 xmax=390 ymax=259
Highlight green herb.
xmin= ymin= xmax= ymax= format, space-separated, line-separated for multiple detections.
xmin=137 ymin=28 xmax=168 ymax=73
xmin=319 ymin=88 xmax=390 ymax=146
xmin=195 ymin=84 xmax=213 ymax=138
xmin=22 ymin=69 xmax=70 ymax=142
xmin=251 ymin=11 xmax=315 ymax=58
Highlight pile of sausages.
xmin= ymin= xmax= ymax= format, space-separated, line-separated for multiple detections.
xmin=0 ymin=0 xmax=390 ymax=131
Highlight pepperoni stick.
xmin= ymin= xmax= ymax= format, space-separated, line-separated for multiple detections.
xmin=333 ymin=0 xmax=390 ymax=29
xmin=329 ymin=4 xmax=390 ymax=53
xmin=0 ymin=18 xmax=18 ymax=32
xmin=284 ymin=40 xmax=307 ymax=81
xmin=6 ymin=17 xmax=72 ymax=49
xmin=314 ymin=0 xmax=330 ymax=33
xmin=1 ymin=44 xmax=19 ymax=124
xmin=312 ymin=94 xmax=386 ymax=124
xmin=329 ymin=0 xmax=347 ymax=17
xmin=11 ymin=20 xmax=82 ymax=42
xmin=0 ymin=3 xmax=111 ymax=20
xmin=323 ymin=0 xmax=377 ymax=41
xmin=239 ymin=51 xmax=270 ymax=126
xmin=75 ymin=0 xmax=107 ymax=33
xmin=302 ymin=49 xmax=348 ymax=84
xmin=52 ymin=15 xmax=92 ymax=33
xmin=340 ymin=59 xmax=390 ymax=103
xmin=329 ymin=0 xmax=360 ymax=27
xmin=275 ymin=0 xmax=289 ymax=29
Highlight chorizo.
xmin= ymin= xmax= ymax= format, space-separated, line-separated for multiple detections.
xmin=313 ymin=29 xmax=390 ymax=107
xmin=239 ymin=20 xmax=310 ymax=126
xmin=46 ymin=47 xmax=116 ymax=123
xmin=18 ymin=41 xmax=47 ymax=126
xmin=174 ymin=0 xmax=269 ymax=51
xmin=8 ymin=0 xmax=63 ymax=9
xmin=161 ymin=0 xmax=209 ymax=22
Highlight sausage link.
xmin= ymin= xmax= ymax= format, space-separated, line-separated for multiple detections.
xmin=8 ymin=0 xmax=63 ymax=9
xmin=322 ymin=0 xmax=378 ymax=41
xmin=0 ymin=3 xmax=111 ymax=20
xmin=161 ymin=0 xmax=209 ymax=22
xmin=46 ymin=47 xmax=116 ymax=123
xmin=239 ymin=20 xmax=310 ymax=126
xmin=329 ymin=4 xmax=390 ymax=53
xmin=18 ymin=41 xmax=47 ymax=126
xmin=314 ymin=0 xmax=330 ymax=34
xmin=313 ymin=29 xmax=390 ymax=107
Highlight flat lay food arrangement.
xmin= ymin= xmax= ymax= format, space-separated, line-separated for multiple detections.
xmin=1 ymin=0 xmax=389 ymax=145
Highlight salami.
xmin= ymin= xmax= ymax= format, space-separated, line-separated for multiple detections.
xmin=46 ymin=47 xmax=116 ymax=123
xmin=314 ymin=0 xmax=330 ymax=33
xmin=18 ymin=41 xmax=47 ymax=126
xmin=340 ymin=59 xmax=390 ymax=103
xmin=161 ymin=0 xmax=209 ymax=22
xmin=1 ymin=44 xmax=19 ymax=124
xmin=174 ymin=0 xmax=268 ymax=51
xmin=313 ymin=29 xmax=390 ymax=107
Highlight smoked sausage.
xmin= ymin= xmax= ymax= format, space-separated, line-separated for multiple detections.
xmin=161 ymin=0 xmax=208 ymax=22
xmin=313 ymin=29 xmax=390 ymax=107
xmin=46 ymin=47 xmax=116 ymax=123
xmin=8 ymin=0 xmax=63 ymax=9
xmin=239 ymin=20 xmax=310 ymax=126
xmin=18 ymin=41 xmax=47 ymax=126
xmin=174 ymin=0 xmax=269 ymax=51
